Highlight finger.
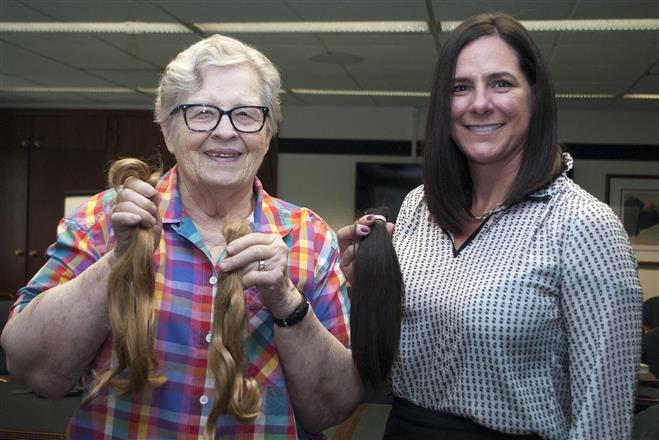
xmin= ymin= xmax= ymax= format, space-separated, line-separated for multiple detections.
xmin=340 ymin=243 xmax=357 ymax=269
xmin=241 ymin=270 xmax=284 ymax=292
xmin=221 ymin=243 xmax=277 ymax=273
xmin=113 ymin=200 xmax=157 ymax=227
xmin=337 ymin=222 xmax=371 ymax=252
xmin=225 ymin=232 xmax=275 ymax=256
xmin=117 ymin=187 xmax=159 ymax=217
xmin=111 ymin=211 xmax=143 ymax=229
xmin=386 ymin=222 xmax=395 ymax=237
xmin=123 ymin=175 xmax=156 ymax=198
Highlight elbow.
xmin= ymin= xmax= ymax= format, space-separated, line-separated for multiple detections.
xmin=299 ymin=400 xmax=361 ymax=434
xmin=2 ymin=327 xmax=75 ymax=398
xmin=12 ymin=365 xmax=75 ymax=398
xmin=28 ymin=374 xmax=75 ymax=398
xmin=299 ymin=384 xmax=364 ymax=434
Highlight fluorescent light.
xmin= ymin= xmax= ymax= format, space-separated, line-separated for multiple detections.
xmin=555 ymin=93 xmax=616 ymax=99
xmin=1 ymin=19 xmax=657 ymax=34
xmin=199 ymin=21 xmax=428 ymax=33
xmin=0 ymin=86 xmax=136 ymax=93
xmin=623 ymin=93 xmax=659 ymax=100
xmin=2 ymin=87 xmax=657 ymax=101
xmin=523 ymin=18 xmax=659 ymax=32
xmin=0 ymin=21 xmax=188 ymax=34
xmin=442 ymin=19 xmax=659 ymax=32
xmin=291 ymin=88 xmax=430 ymax=97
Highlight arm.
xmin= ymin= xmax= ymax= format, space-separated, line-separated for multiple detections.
xmin=274 ymin=285 xmax=363 ymax=433
xmin=1 ymin=177 xmax=160 ymax=398
xmin=1 ymin=251 xmax=114 ymax=397
xmin=561 ymin=203 xmax=642 ymax=439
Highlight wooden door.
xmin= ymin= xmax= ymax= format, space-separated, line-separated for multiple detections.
xmin=0 ymin=145 xmax=29 ymax=296
xmin=0 ymin=113 xmax=32 ymax=295
xmin=26 ymin=148 xmax=107 ymax=280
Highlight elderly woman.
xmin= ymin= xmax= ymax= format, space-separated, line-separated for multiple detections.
xmin=1 ymin=35 xmax=362 ymax=438
xmin=339 ymin=12 xmax=642 ymax=440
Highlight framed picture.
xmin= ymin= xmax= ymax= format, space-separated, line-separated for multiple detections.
xmin=606 ymin=174 xmax=659 ymax=265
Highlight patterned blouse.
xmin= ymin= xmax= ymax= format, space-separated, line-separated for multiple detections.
xmin=391 ymin=159 xmax=642 ymax=439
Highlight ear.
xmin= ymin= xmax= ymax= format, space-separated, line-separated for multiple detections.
xmin=159 ymin=122 xmax=176 ymax=154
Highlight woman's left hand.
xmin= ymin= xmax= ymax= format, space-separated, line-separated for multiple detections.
xmin=219 ymin=232 xmax=300 ymax=318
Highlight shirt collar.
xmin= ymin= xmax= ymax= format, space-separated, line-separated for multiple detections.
xmin=156 ymin=166 xmax=292 ymax=237
xmin=156 ymin=165 xmax=183 ymax=224
xmin=252 ymin=177 xmax=293 ymax=237
xmin=527 ymin=152 xmax=573 ymax=200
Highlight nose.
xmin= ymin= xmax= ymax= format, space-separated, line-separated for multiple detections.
xmin=469 ymin=86 xmax=493 ymax=115
xmin=210 ymin=113 xmax=237 ymax=139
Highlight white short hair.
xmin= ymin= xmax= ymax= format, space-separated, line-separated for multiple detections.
xmin=154 ymin=34 xmax=282 ymax=135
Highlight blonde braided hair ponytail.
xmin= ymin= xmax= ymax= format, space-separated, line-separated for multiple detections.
xmin=205 ymin=222 xmax=261 ymax=437
xmin=83 ymin=158 xmax=166 ymax=405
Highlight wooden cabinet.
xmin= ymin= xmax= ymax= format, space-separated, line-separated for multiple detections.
xmin=0 ymin=109 xmax=278 ymax=295
xmin=0 ymin=111 xmax=110 ymax=295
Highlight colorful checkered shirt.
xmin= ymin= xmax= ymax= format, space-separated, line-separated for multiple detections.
xmin=10 ymin=166 xmax=350 ymax=439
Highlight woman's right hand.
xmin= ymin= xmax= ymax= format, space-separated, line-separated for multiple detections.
xmin=337 ymin=215 xmax=394 ymax=284
xmin=110 ymin=176 xmax=161 ymax=261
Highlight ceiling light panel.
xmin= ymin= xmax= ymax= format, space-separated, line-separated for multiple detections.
xmin=1 ymin=19 xmax=657 ymax=35
xmin=0 ymin=22 xmax=189 ymax=34
xmin=623 ymin=94 xmax=659 ymax=100
xmin=198 ymin=21 xmax=429 ymax=33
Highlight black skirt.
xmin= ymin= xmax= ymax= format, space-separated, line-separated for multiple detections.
xmin=383 ymin=397 xmax=543 ymax=440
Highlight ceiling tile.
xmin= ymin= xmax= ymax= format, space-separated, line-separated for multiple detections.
xmin=627 ymin=75 xmax=659 ymax=94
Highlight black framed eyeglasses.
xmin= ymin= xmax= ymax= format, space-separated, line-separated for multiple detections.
xmin=172 ymin=104 xmax=269 ymax=133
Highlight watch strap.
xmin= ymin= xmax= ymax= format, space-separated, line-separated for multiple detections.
xmin=273 ymin=295 xmax=310 ymax=328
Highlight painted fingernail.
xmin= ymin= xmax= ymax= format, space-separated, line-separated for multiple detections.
xmin=359 ymin=226 xmax=370 ymax=234
xmin=366 ymin=215 xmax=374 ymax=221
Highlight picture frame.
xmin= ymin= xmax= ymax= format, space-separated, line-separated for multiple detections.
xmin=605 ymin=174 xmax=659 ymax=265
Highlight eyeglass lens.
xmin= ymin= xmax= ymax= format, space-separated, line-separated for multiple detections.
xmin=184 ymin=105 xmax=265 ymax=132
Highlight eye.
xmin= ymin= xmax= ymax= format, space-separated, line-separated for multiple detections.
xmin=452 ymin=84 xmax=469 ymax=94
xmin=493 ymin=79 xmax=512 ymax=88
xmin=233 ymin=107 xmax=259 ymax=121
xmin=188 ymin=107 xmax=217 ymax=120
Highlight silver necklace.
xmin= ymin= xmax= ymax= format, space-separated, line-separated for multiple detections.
xmin=467 ymin=202 xmax=504 ymax=221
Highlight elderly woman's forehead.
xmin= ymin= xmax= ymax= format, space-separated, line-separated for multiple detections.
xmin=183 ymin=65 xmax=266 ymax=97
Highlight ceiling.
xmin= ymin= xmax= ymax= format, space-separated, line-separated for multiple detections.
xmin=1 ymin=0 xmax=658 ymax=113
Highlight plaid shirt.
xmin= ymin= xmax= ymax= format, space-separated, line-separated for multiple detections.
xmin=10 ymin=166 xmax=350 ymax=439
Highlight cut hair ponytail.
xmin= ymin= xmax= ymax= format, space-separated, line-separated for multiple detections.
xmin=205 ymin=222 xmax=261 ymax=438
xmin=83 ymin=158 xmax=165 ymax=406
xmin=350 ymin=207 xmax=404 ymax=391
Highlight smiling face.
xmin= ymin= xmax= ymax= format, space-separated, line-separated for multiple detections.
xmin=163 ymin=64 xmax=271 ymax=194
xmin=450 ymin=35 xmax=532 ymax=173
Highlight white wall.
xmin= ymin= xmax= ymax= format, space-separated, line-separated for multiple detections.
xmin=276 ymin=105 xmax=659 ymax=300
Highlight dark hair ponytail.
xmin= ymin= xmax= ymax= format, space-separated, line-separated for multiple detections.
xmin=350 ymin=207 xmax=403 ymax=390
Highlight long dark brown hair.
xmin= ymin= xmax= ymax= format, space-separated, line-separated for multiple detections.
xmin=423 ymin=12 xmax=562 ymax=233
xmin=205 ymin=222 xmax=261 ymax=437
xmin=83 ymin=158 xmax=166 ymax=405
xmin=350 ymin=207 xmax=403 ymax=390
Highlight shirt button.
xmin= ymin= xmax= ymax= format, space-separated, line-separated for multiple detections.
xmin=209 ymin=275 xmax=217 ymax=285
xmin=199 ymin=395 xmax=209 ymax=405
xmin=206 ymin=332 xmax=212 ymax=343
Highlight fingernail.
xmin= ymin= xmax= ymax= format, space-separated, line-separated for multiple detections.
xmin=359 ymin=226 xmax=370 ymax=234
xmin=219 ymin=262 xmax=227 ymax=271
xmin=366 ymin=215 xmax=373 ymax=221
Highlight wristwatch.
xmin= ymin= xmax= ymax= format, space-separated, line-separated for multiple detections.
xmin=273 ymin=295 xmax=310 ymax=328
